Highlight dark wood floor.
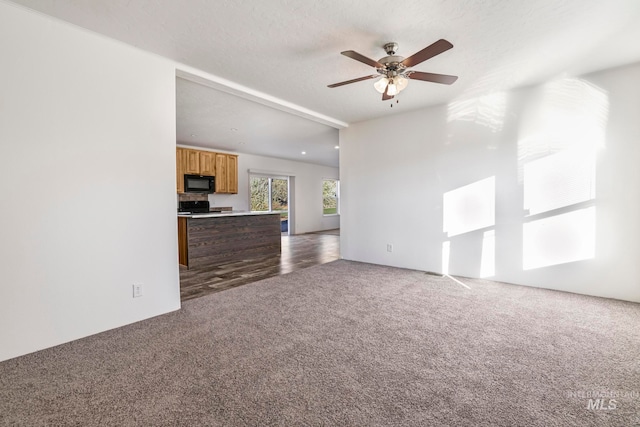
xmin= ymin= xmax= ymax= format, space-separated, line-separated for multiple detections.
xmin=180 ymin=230 xmax=340 ymax=301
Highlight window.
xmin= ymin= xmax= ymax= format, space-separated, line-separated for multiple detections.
xmin=323 ymin=179 xmax=339 ymax=215
xmin=250 ymin=174 xmax=289 ymax=233
xmin=250 ymin=176 xmax=269 ymax=211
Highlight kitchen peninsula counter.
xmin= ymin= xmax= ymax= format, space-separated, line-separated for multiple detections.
xmin=178 ymin=211 xmax=281 ymax=269
xmin=177 ymin=210 xmax=278 ymax=219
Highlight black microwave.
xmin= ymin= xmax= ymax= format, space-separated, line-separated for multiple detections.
xmin=184 ymin=174 xmax=215 ymax=193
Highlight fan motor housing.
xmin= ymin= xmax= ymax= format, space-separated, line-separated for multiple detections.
xmin=383 ymin=42 xmax=399 ymax=55
xmin=378 ymin=55 xmax=406 ymax=74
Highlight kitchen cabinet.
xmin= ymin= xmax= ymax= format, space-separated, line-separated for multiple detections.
xmin=215 ymin=153 xmax=238 ymax=194
xmin=176 ymin=147 xmax=238 ymax=194
xmin=199 ymin=151 xmax=216 ymax=176
xmin=178 ymin=217 xmax=188 ymax=265
xmin=227 ymin=155 xmax=238 ymax=194
xmin=215 ymin=154 xmax=228 ymax=193
xmin=176 ymin=148 xmax=185 ymax=193
xmin=184 ymin=149 xmax=200 ymax=174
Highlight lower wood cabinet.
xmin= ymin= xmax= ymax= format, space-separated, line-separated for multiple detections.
xmin=177 ymin=217 xmax=188 ymax=265
xmin=176 ymin=148 xmax=185 ymax=193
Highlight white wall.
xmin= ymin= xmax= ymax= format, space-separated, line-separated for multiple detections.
xmin=178 ymin=147 xmax=340 ymax=234
xmin=0 ymin=2 xmax=180 ymax=361
xmin=341 ymin=62 xmax=640 ymax=302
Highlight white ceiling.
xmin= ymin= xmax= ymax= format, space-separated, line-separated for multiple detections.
xmin=176 ymin=77 xmax=339 ymax=166
xmin=9 ymin=0 xmax=640 ymax=167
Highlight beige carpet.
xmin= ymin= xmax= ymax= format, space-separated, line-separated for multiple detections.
xmin=1 ymin=260 xmax=639 ymax=426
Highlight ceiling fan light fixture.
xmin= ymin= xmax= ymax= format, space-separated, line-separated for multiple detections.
xmin=387 ymin=81 xmax=398 ymax=96
xmin=373 ymin=77 xmax=389 ymax=93
xmin=328 ymin=39 xmax=457 ymax=101
xmin=396 ymin=75 xmax=409 ymax=92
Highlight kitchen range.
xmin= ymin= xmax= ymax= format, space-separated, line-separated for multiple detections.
xmin=178 ymin=200 xmax=224 ymax=214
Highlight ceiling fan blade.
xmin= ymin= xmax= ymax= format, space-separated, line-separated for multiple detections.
xmin=401 ymin=39 xmax=453 ymax=68
xmin=327 ymin=75 xmax=378 ymax=88
xmin=408 ymin=71 xmax=458 ymax=85
xmin=341 ymin=50 xmax=383 ymax=68
xmin=382 ymin=86 xmax=394 ymax=101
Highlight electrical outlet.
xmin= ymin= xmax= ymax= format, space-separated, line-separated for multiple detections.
xmin=387 ymin=244 xmax=393 ymax=252
xmin=132 ymin=284 xmax=143 ymax=298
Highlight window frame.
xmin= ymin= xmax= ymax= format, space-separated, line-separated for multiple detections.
xmin=322 ymin=178 xmax=340 ymax=216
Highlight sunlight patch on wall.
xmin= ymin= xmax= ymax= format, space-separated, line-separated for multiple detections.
xmin=442 ymin=241 xmax=450 ymax=275
xmin=480 ymin=230 xmax=495 ymax=278
xmin=517 ymin=77 xmax=606 ymax=271
xmin=524 ymin=147 xmax=596 ymax=216
xmin=447 ymin=92 xmax=507 ymax=133
xmin=523 ymin=207 xmax=595 ymax=270
xmin=517 ymin=78 xmax=609 ymax=183
xmin=443 ymin=177 xmax=495 ymax=237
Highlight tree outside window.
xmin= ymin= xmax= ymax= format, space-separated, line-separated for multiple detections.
xmin=250 ymin=176 xmax=269 ymax=211
xmin=323 ymin=179 xmax=339 ymax=215
xmin=251 ymin=175 xmax=289 ymax=232
xmin=251 ymin=176 xmax=288 ymax=214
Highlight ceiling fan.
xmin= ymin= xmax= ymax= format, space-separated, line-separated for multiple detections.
xmin=327 ymin=39 xmax=458 ymax=101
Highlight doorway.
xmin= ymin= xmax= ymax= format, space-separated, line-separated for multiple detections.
xmin=250 ymin=174 xmax=290 ymax=235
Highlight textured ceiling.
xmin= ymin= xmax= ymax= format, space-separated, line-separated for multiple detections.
xmin=8 ymin=0 xmax=640 ymax=167
xmin=177 ymin=77 xmax=339 ymax=167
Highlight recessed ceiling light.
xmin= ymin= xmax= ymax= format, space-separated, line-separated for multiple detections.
xmin=334 ymin=146 xmax=340 ymax=149
xmin=301 ymin=151 xmax=306 ymax=155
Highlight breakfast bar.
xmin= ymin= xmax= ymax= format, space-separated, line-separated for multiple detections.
xmin=177 ymin=211 xmax=281 ymax=269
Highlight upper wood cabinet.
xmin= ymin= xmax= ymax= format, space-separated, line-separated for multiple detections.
xmin=183 ymin=149 xmax=200 ymax=174
xmin=199 ymin=151 xmax=216 ymax=176
xmin=215 ymin=153 xmax=238 ymax=194
xmin=176 ymin=147 xmax=238 ymax=194
xmin=227 ymin=155 xmax=238 ymax=194
xmin=215 ymin=154 xmax=228 ymax=193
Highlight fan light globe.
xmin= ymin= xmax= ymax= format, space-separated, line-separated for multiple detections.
xmin=396 ymin=75 xmax=409 ymax=92
xmin=387 ymin=81 xmax=398 ymax=96
xmin=374 ymin=77 xmax=388 ymax=93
